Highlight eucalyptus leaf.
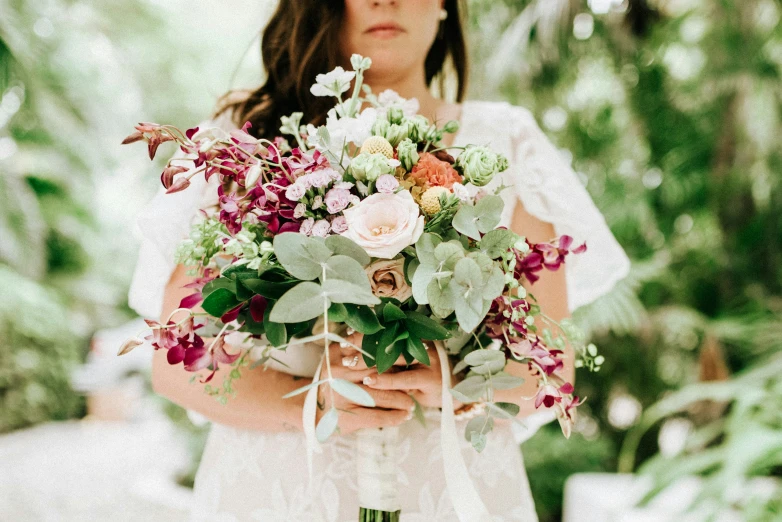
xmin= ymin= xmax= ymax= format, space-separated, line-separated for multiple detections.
xmin=465 ymin=349 xmax=506 ymax=376
xmin=474 ymin=195 xmax=503 ymax=233
xmin=269 ymin=282 xmax=327 ymax=323
xmin=490 ymin=371 xmax=526 ymax=390
xmin=452 ymin=284 xmax=486 ymax=333
xmin=323 ymin=255 xmax=373 ymax=292
xmin=411 ymin=262 xmax=436 ymax=305
xmin=471 ymin=432 xmax=488 ymax=453
xmin=322 ymin=279 xmax=380 ymax=305
xmin=428 ymin=279 xmax=455 ymax=318
xmin=483 ymin=266 xmax=506 ymax=301
xmin=316 ymin=408 xmax=339 ymax=442
xmin=480 ymin=229 xmax=518 ymax=258
xmin=331 ymin=378 xmax=375 ymax=407
xmin=449 ymin=387 xmax=475 ymax=405
xmin=434 ymin=241 xmax=465 ymax=270
xmin=281 ymin=379 xmax=328 ymax=398
xmin=453 ymin=257 xmax=483 ymax=292
xmin=465 ymin=414 xmax=494 ymax=451
xmin=452 ymin=375 xmax=488 ymax=401
xmin=273 ymin=233 xmax=332 ymax=280
xmin=487 ymin=401 xmax=521 ymax=419
xmin=453 ymin=204 xmax=481 ymax=240
xmin=325 ymin=235 xmax=370 ymax=266
xmin=415 ymin=233 xmax=442 ymax=266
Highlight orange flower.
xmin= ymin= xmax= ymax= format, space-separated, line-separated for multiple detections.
xmin=407 ymin=152 xmax=462 ymax=190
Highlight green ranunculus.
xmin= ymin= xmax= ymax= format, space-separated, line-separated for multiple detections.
xmin=456 ymin=146 xmax=507 ymax=187
xmin=387 ymin=106 xmax=404 ymax=125
xmin=407 ymin=115 xmax=433 ymax=143
xmin=397 ymin=138 xmax=420 ymax=171
xmin=372 ymin=119 xmax=408 ymax=147
xmin=350 ymin=152 xmax=394 ymax=181
xmin=372 ymin=118 xmax=390 ymax=138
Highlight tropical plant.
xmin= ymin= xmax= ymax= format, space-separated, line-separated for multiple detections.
xmin=467 ymin=0 xmax=782 ymax=519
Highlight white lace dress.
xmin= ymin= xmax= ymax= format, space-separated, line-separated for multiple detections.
xmin=128 ymin=100 xmax=630 ymax=522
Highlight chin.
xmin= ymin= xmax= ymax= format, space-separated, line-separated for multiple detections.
xmin=359 ymin=46 xmax=419 ymax=82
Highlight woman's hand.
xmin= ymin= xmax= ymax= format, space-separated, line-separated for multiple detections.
xmin=316 ymin=336 xmax=415 ymax=435
xmin=334 ymin=331 xmax=463 ymax=411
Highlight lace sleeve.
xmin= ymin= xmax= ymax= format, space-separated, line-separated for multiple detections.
xmin=127 ymin=115 xmax=233 ymax=320
xmin=507 ymin=106 xmax=631 ymax=312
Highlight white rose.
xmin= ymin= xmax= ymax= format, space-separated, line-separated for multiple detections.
xmin=340 ymin=191 xmax=424 ymax=259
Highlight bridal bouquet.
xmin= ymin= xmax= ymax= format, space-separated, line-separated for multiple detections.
xmin=121 ymin=54 xmax=602 ymax=520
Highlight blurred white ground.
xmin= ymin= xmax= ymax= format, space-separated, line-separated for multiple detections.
xmin=0 ymin=417 xmax=192 ymax=522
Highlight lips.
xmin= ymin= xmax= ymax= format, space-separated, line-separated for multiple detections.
xmin=365 ymin=22 xmax=404 ymax=36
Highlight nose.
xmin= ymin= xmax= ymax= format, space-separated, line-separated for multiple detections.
xmin=371 ymin=0 xmax=397 ymax=6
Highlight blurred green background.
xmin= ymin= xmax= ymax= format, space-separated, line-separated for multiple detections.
xmin=1 ymin=0 xmax=780 ymax=520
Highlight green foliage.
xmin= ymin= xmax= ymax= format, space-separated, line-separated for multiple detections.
xmin=0 ymin=266 xmax=86 ymax=432
xmin=469 ymin=0 xmax=782 ymax=519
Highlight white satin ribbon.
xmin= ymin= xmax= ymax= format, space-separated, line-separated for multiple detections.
xmin=435 ymin=341 xmax=494 ymax=522
xmin=303 ymin=354 xmax=324 ymax=491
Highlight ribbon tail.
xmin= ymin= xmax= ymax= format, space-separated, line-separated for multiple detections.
xmin=435 ymin=341 xmax=493 ymax=522
xmin=303 ymin=354 xmax=325 ymax=495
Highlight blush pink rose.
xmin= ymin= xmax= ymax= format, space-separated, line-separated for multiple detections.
xmin=365 ymin=258 xmax=412 ymax=302
xmin=340 ymin=191 xmax=424 ymax=259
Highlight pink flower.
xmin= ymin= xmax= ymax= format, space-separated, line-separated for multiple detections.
xmin=311 ymin=219 xmax=331 ymax=237
xmin=300 ymin=217 xmax=315 ymax=236
xmin=323 ymin=167 xmax=342 ymax=181
xmin=309 ymin=169 xmax=333 ymax=188
xmin=325 ymin=187 xmax=351 ymax=214
xmin=182 ymin=336 xmax=240 ymax=383
xmin=375 ymin=174 xmax=399 ymax=194
xmin=330 ymin=216 xmax=348 ymax=234
xmin=533 ymin=235 xmax=588 ymax=271
xmin=557 ymin=393 xmax=584 ymax=439
xmin=534 ymin=384 xmax=562 ymax=409
xmin=534 ymin=382 xmax=574 ymax=409
xmin=293 ymin=203 xmax=306 ymax=219
xmin=285 ymin=182 xmax=306 ymax=201
xmin=341 ymin=191 xmax=424 ymax=259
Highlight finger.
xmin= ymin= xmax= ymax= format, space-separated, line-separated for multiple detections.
xmin=338 ymin=351 xmax=412 ymax=371
xmin=337 ymin=331 xmax=364 ymax=354
xmin=330 ymin=366 xmax=377 ymax=384
xmin=363 ymin=368 xmax=435 ymax=391
xmin=365 ymin=387 xmax=415 ymax=411
xmin=355 ymin=407 xmax=411 ymax=429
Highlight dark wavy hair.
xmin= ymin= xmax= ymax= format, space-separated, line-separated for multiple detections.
xmin=216 ymin=0 xmax=468 ymax=141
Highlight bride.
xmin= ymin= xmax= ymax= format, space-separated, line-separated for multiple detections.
xmin=128 ymin=0 xmax=629 ymax=520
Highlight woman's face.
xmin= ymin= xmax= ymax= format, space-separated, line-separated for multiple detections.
xmin=340 ymin=0 xmax=444 ymax=81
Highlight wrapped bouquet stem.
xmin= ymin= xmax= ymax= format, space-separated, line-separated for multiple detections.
xmin=356 ymin=426 xmax=402 ymax=521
